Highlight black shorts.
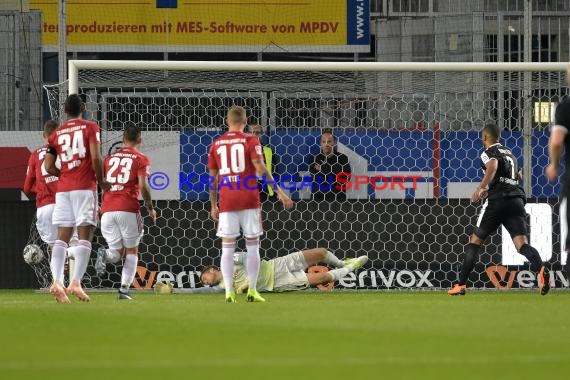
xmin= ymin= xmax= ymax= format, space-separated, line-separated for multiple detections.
xmin=473 ymin=196 xmax=527 ymax=240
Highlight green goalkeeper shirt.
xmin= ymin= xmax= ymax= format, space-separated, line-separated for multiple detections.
xmin=219 ymin=252 xmax=275 ymax=292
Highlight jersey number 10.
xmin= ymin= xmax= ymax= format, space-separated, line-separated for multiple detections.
xmin=216 ymin=144 xmax=245 ymax=175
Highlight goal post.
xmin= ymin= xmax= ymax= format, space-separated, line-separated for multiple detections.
xmin=33 ymin=60 xmax=570 ymax=290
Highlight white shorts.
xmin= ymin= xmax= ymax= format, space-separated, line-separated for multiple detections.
xmin=273 ymin=251 xmax=309 ymax=292
xmin=100 ymin=211 xmax=143 ymax=250
xmin=52 ymin=190 xmax=98 ymax=227
xmin=217 ymin=208 xmax=263 ymax=239
xmin=36 ymin=204 xmax=58 ymax=244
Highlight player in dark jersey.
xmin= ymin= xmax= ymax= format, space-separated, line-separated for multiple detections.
xmin=449 ymin=123 xmax=550 ymax=296
xmin=546 ymin=97 xmax=570 ymax=275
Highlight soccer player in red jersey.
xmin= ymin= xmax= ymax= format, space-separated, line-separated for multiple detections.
xmin=95 ymin=124 xmax=156 ymax=300
xmin=24 ymin=120 xmax=80 ymax=275
xmin=44 ymin=94 xmax=110 ymax=303
xmin=24 ymin=120 xmax=60 ymax=247
xmin=208 ymin=106 xmax=293 ymax=303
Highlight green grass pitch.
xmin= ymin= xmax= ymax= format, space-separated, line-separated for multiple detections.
xmin=0 ymin=290 xmax=568 ymax=380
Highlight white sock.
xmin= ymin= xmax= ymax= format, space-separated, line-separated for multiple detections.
xmin=328 ymin=267 xmax=351 ymax=282
xmin=221 ymin=241 xmax=236 ymax=292
xmin=72 ymin=240 xmax=92 ymax=282
xmin=121 ymin=254 xmax=138 ymax=291
xmin=246 ymin=238 xmax=260 ymax=291
xmin=50 ymin=240 xmax=67 ymax=283
xmin=323 ymin=250 xmax=344 ymax=268
xmin=67 ymin=246 xmax=78 ymax=260
xmin=106 ymin=248 xmax=122 ymax=264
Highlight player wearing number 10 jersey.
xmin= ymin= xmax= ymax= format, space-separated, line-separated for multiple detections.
xmin=208 ymin=106 xmax=293 ymax=303
xmin=96 ymin=124 xmax=156 ymax=300
xmin=44 ymin=94 xmax=110 ymax=303
xmin=448 ymin=123 xmax=550 ymax=296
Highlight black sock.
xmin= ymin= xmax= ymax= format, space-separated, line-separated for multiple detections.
xmin=458 ymin=243 xmax=481 ymax=285
xmin=519 ymin=244 xmax=543 ymax=272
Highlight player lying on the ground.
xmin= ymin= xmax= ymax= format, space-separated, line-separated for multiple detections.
xmin=191 ymin=248 xmax=368 ymax=293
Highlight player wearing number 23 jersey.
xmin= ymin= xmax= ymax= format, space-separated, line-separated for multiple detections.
xmin=101 ymin=147 xmax=151 ymax=213
xmin=97 ymin=125 xmax=156 ymax=300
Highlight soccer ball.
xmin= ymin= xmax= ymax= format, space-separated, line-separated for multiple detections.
xmin=23 ymin=244 xmax=44 ymax=265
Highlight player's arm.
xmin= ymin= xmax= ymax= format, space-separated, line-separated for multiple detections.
xmin=209 ymin=168 xmax=219 ymax=221
xmin=252 ymin=158 xmax=294 ymax=209
xmin=189 ymin=285 xmax=224 ymax=294
xmin=472 ymin=159 xmax=497 ymax=203
xmin=23 ymin=154 xmax=36 ymax=196
xmin=546 ymin=128 xmax=566 ymax=182
xmin=309 ymin=154 xmax=320 ymax=174
xmin=341 ymin=154 xmax=351 ymax=175
xmin=90 ymin=141 xmax=110 ymax=191
xmin=44 ymin=147 xmax=59 ymax=177
xmin=138 ymin=173 xmax=157 ymax=224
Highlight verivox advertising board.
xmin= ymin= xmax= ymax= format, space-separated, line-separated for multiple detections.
xmin=31 ymin=0 xmax=370 ymax=52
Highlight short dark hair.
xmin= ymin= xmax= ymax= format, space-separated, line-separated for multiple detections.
xmin=43 ymin=120 xmax=58 ymax=138
xmin=199 ymin=265 xmax=218 ymax=285
xmin=123 ymin=124 xmax=141 ymax=143
xmin=321 ymin=129 xmax=337 ymax=141
xmin=483 ymin=123 xmax=501 ymax=141
xmin=64 ymin=94 xmax=84 ymax=117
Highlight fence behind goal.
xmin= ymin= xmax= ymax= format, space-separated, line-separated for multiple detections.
xmin=31 ymin=61 xmax=569 ymax=290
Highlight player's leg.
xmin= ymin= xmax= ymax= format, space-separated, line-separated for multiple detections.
xmin=67 ymin=233 xmax=79 ymax=259
xmin=300 ymin=247 xmax=344 ymax=268
xmin=306 ymin=256 xmax=368 ymax=285
xmin=561 ymin=196 xmax=570 ymax=281
xmin=217 ymin=211 xmax=240 ymax=302
xmin=97 ymin=212 xmax=125 ymax=276
xmin=116 ymin=212 xmax=144 ymax=300
xmin=505 ymin=197 xmax=550 ymax=295
xmin=67 ymin=190 xmax=98 ymax=302
xmin=241 ymin=208 xmax=265 ymax=302
xmin=38 ymin=204 xmax=72 ymax=301
xmin=449 ymin=199 xmax=499 ymax=295
xmin=50 ymin=193 xmax=75 ymax=303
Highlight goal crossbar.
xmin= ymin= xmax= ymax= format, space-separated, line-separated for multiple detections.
xmin=68 ymin=60 xmax=569 ymax=94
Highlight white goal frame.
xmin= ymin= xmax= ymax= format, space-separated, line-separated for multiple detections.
xmin=43 ymin=59 xmax=569 ymax=291
xmin=68 ymin=60 xmax=568 ymax=94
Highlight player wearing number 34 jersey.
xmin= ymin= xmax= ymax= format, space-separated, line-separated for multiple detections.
xmin=44 ymin=94 xmax=110 ymax=303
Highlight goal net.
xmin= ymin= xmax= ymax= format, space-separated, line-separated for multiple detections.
xmin=35 ymin=61 xmax=568 ymax=291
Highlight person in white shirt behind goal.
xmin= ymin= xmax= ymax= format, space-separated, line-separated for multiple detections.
xmin=194 ymin=248 xmax=368 ymax=294
xmin=44 ymin=94 xmax=110 ymax=303
xmin=95 ymin=124 xmax=157 ymax=300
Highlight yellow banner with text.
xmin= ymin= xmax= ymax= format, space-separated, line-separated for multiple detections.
xmin=31 ymin=0 xmax=370 ymax=52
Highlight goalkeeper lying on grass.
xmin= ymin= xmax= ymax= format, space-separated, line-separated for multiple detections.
xmin=193 ymin=247 xmax=368 ymax=293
